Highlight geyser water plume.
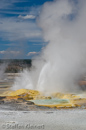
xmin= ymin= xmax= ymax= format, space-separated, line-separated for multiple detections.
xmin=37 ymin=62 xmax=51 ymax=92
xmin=12 ymin=69 xmax=34 ymax=90
xmin=13 ymin=0 xmax=86 ymax=94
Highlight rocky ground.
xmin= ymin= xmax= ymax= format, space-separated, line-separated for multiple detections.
xmin=0 ymin=110 xmax=86 ymax=130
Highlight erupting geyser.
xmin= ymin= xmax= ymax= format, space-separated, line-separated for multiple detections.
xmin=13 ymin=0 xmax=86 ymax=95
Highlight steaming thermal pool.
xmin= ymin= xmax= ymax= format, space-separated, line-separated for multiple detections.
xmin=31 ymin=98 xmax=69 ymax=105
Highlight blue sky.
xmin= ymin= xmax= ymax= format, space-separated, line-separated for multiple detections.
xmin=0 ymin=0 xmax=78 ymax=59
xmin=0 ymin=0 xmax=53 ymax=59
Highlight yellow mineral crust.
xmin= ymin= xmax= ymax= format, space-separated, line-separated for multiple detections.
xmin=34 ymin=103 xmax=76 ymax=108
xmin=0 ymin=89 xmax=40 ymax=96
xmin=51 ymin=92 xmax=80 ymax=99
xmin=9 ymin=89 xmax=40 ymax=96
xmin=70 ymin=98 xmax=86 ymax=106
xmin=0 ymin=89 xmax=80 ymax=99
xmin=0 ymin=89 xmax=41 ymax=100
xmin=0 ymin=89 xmax=86 ymax=108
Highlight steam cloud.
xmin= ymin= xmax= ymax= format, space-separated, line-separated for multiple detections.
xmin=13 ymin=0 xmax=86 ymax=94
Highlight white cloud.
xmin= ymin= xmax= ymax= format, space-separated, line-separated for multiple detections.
xmin=27 ymin=52 xmax=39 ymax=56
xmin=0 ymin=50 xmax=6 ymax=54
xmin=0 ymin=0 xmax=40 ymax=15
xmin=0 ymin=0 xmax=29 ymax=9
xmin=0 ymin=50 xmax=20 ymax=54
xmin=18 ymin=15 xmax=36 ymax=19
xmin=0 ymin=17 xmax=42 ymax=41
xmin=0 ymin=0 xmax=42 ymax=42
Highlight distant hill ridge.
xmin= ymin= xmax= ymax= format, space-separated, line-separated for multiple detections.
xmin=0 ymin=59 xmax=32 ymax=73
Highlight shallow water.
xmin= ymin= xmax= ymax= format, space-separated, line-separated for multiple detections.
xmin=31 ymin=98 xmax=69 ymax=105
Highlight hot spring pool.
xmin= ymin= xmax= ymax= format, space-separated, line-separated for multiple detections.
xmin=31 ymin=98 xmax=69 ymax=105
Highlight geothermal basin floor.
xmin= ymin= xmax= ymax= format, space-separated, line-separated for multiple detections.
xmin=0 ymin=73 xmax=86 ymax=130
xmin=0 ymin=110 xmax=86 ymax=130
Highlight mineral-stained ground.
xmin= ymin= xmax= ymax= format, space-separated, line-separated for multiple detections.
xmin=0 ymin=73 xmax=86 ymax=111
xmin=0 ymin=59 xmax=86 ymax=111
